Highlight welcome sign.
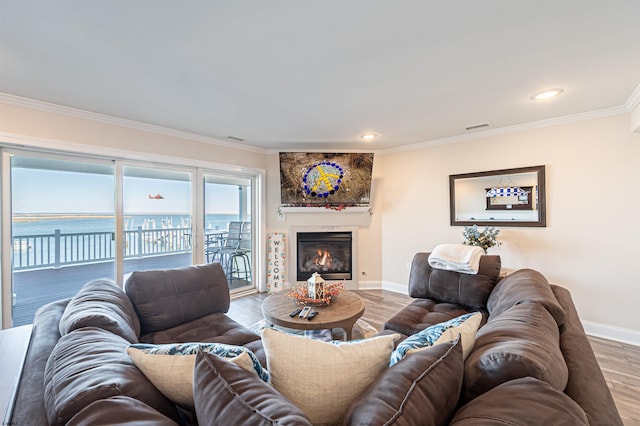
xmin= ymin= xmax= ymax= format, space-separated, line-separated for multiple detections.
xmin=267 ymin=232 xmax=286 ymax=293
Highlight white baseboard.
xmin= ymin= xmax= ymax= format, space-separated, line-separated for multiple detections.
xmin=356 ymin=280 xmax=382 ymax=291
xmin=582 ymin=320 xmax=640 ymax=347
xmin=380 ymin=281 xmax=409 ymax=295
xmin=356 ymin=280 xmax=408 ymax=294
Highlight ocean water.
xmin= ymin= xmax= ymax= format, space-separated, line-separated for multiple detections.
xmin=12 ymin=213 xmax=242 ymax=236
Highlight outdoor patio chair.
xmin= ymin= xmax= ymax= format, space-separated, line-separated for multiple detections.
xmin=206 ymin=221 xmax=243 ymax=267
xmin=227 ymin=221 xmax=252 ymax=285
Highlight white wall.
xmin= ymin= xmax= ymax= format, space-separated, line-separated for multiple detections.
xmin=381 ymin=113 xmax=640 ymax=341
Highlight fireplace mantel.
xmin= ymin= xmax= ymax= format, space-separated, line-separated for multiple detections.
xmin=277 ymin=206 xmax=372 ymax=220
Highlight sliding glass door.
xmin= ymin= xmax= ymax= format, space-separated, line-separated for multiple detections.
xmin=10 ymin=154 xmax=115 ymax=326
xmin=1 ymin=148 xmax=263 ymax=329
xmin=204 ymin=173 xmax=254 ymax=291
xmin=122 ymin=165 xmax=193 ymax=275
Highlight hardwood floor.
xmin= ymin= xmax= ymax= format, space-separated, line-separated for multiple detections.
xmin=228 ymin=289 xmax=640 ymax=425
xmin=589 ymin=336 xmax=640 ymax=425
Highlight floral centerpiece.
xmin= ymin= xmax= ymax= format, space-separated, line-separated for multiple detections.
xmin=287 ymin=281 xmax=344 ymax=306
xmin=462 ymin=225 xmax=501 ymax=253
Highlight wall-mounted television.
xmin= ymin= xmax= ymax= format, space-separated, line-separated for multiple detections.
xmin=279 ymin=152 xmax=374 ymax=207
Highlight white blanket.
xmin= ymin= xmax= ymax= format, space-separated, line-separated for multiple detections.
xmin=428 ymin=244 xmax=484 ymax=275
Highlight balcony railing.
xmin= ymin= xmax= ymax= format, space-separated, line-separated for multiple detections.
xmin=13 ymin=227 xmax=192 ymax=270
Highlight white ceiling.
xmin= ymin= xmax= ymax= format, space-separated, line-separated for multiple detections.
xmin=1 ymin=1 xmax=639 ymax=151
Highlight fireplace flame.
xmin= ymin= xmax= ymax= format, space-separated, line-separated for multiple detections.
xmin=314 ymin=249 xmax=333 ymax=267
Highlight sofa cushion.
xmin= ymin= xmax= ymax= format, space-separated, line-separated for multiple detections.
xmin=390 ymin=312 xmax=482 ymax=365
xmin=487 ymin=268 xmax=566 ymax=326
xmin=59 ymin=279 xmax=140 ymax=343
xmin=451 ymin=377 xmax=589 ymax=425
xmin=138 ymin=311 xmax=260 ymax=347
xmin=342 ymin=338 xmax=463 ymax=426
xmin=67 ymin=396 xmax=178 ymax=426
xmin=261 ymin=327 xmax=399 ymax=426
xmin=384 ymin=298 xmax=479 ymax=336
xmin=126 ymin=342 xmax=269 ymax=408
xmin=463 ymin=302 xmax=568 ymax=401
xmin=44 ymin=327 xmax=178 ymax=426
xmin=193 ymin=349 xmax=312 ymax=426
xmin=124 ymin=263 xmax=230 ymax=334
xmin=408 ymin=252 xmax=501 ymax=309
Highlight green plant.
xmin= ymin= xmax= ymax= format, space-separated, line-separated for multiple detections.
xmin=462 ymin=225 xmax=501 ymax=253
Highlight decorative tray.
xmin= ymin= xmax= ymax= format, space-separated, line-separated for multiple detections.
xmin=286 ymin=282 xmax=344 ymax=306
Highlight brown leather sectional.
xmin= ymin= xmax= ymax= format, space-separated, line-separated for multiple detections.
xmin=9 ymin=258 xmax=622 ymax=425
xmin=381 ymin=253 xmax=622 ymax=425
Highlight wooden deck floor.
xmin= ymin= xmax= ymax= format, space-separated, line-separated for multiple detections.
xmin=11 ymin=253 xmax=251 ymax=326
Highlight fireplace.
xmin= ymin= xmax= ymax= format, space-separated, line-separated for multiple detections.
xmin=296 ymin=231 xmax=353 ymax=281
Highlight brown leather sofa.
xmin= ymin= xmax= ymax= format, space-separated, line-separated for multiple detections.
xmin=380 ymin=252 xmax=622 ymax=425
xmin=10 ymin=263 xmax=262 ymax=425
xmin=9 ymin=256 xmax=623 ymax=425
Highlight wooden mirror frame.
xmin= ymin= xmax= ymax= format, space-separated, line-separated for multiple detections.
xmin=449 ymin=165 xmax=546 ymax=227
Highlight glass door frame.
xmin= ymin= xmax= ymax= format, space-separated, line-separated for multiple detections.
xmin=203 ymin=171 xmax=256 ymax=292
xmin=1 ymin=151 xmax=11 ymax=328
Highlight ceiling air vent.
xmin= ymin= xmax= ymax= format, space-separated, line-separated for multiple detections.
xmin=226 ymin=135 xmax=244 ymax=142
xmin=465 ymin=123 xmax=490 ymax=131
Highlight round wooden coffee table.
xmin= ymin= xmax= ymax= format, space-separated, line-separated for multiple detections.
xmin=261 ymin=290 xmax=365 ymax=340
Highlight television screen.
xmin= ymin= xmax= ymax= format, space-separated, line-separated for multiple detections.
xmin=279 ymin=152 xmax=374 ymax=207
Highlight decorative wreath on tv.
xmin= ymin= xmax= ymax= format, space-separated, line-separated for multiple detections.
xmin=302 ymin=161 xmax=344 ymax=198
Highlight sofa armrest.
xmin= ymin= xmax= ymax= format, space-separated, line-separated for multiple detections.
xmin=9 ymin=299 xmax=69 ymax=426
xmin=551 ymin=285 xmax=623 ymax=426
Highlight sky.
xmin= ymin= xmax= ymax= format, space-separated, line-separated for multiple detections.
xmin=11 ymin=169 xmax=239 ymax=215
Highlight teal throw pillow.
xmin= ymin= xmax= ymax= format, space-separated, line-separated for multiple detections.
xmin=390 ymin=312 xmax=482 ymax=366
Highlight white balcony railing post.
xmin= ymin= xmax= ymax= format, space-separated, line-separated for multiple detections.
xmin=54 ymin=229 xmax=61 ymax=268
xmin=137 ymin=226 xmax=143 ymax=258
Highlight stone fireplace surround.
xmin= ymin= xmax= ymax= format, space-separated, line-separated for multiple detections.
xmin=288 ymin=225 xmax=359 ymax=290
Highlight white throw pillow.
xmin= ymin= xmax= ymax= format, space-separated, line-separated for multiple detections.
xmin=126 ymin=342 xmax=268 ymax=409
xmin=390 ymin=312 xmax=482 ymax=366
xmin=260 ymin=327 xmax=400 ymax=426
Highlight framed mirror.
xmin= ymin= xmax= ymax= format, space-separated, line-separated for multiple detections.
xmin=449 ymin=165 xmax=546 ymax=227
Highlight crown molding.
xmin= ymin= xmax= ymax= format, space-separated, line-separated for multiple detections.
xmin=265 ymin=147 xmax=383 ymax=155
xmin=3 ymin=90 xmax=637 ymax=156
xmin=383 ymin=105 xmax=630 ymax=154
xmin=0 ymin=93 xmax=267 ymax=154
xmin=625 ymin=82 xmax=640 ymax=111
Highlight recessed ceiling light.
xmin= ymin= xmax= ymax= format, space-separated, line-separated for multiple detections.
xmin=530 ymin=88 xmax=563 ymax=101
xmin=360 ymin=132 xmax=378 ymax=141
